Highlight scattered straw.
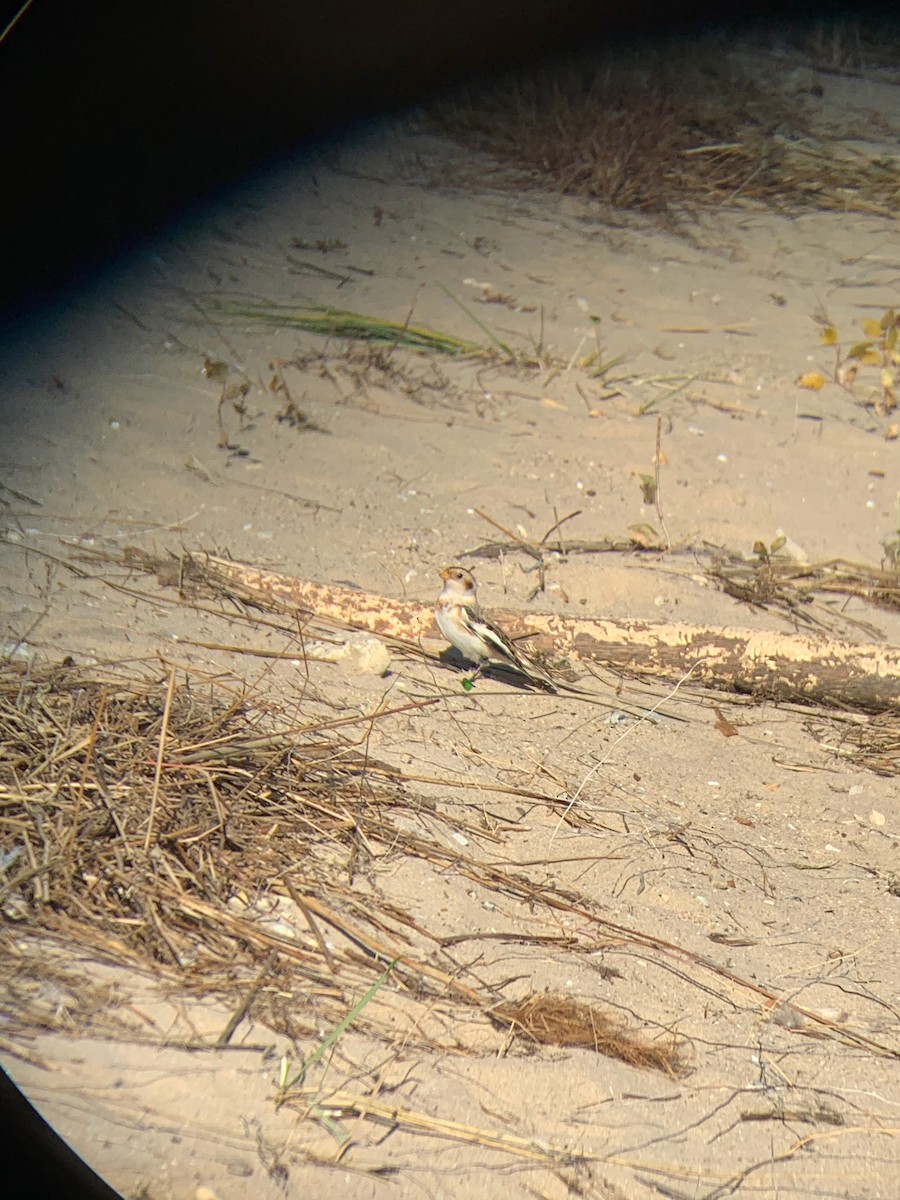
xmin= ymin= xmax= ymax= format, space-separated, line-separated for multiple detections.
xmin=814 ymin=708 xmax=900 ymax=777
xmin=0 ymin=658 xmax=690 ymax=1073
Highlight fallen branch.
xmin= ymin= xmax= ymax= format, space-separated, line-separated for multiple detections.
xmin=198 ymin=555 xmax=900 ymax=713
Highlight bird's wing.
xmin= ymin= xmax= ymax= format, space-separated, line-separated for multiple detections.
xmin=460 ymin=601 xmax=558 ymax=692
xmin=462 ymin=603 xmax=523 ymax=665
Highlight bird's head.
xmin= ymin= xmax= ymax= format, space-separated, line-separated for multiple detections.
xmin=439 ymin=565 xmax=476 ymax=595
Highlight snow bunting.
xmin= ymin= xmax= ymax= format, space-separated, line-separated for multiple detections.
xmin=435 ymin=566 xmax=557 ymax=692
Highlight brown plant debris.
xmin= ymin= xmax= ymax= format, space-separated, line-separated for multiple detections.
xmin=466 ymin=531 xmax=900 ymax=639
xmin=706 ymin=549 xmax=900 ymax=634
xmin=0 ymin=659 xmax=432 ymax=1045
xmin=815 ymin=709 xmax=900 ymax=777
xmin=492 ymin=993 xmax=686 ymax=1076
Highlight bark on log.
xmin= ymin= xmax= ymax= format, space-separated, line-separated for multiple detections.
xmin=202 ymin=556 xmax=900 ymax=712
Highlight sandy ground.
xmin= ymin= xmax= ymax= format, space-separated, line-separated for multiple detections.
xmin=3 ymin=46 xmax=900 ymax=1200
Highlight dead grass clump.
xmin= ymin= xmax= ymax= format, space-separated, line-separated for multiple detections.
xmin=777 ymin=16 xmax=900 ymax=75
xmin=429 ymin=36 xmax=900 ymax=217
xmin=492 ymin=993 xmax=687 ymax=1076
xmin=429 ymin=44 xmax=810 ymax=214
xmin=434 ymin=72 xmax=687 ymax=212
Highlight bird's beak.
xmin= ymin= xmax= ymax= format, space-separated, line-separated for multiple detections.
xmin=439 ymin=567 xmax=453 ymax=581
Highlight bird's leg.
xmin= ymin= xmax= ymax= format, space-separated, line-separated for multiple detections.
xmin=465 ymin=662 xmax=485 ymax=687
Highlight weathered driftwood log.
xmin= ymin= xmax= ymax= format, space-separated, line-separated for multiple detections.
xmin=202 ymin=557 xmax=900 ymax=712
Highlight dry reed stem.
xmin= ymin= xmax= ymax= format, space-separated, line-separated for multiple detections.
xmin=35 ymin=528 xmax=900 ymax=711
xmin=57 ymin=543 xmax=900 ymax=739
xmin=144 ymin=664 xmax=177 ymax=853
xmin=287 ymin=1088 xmax=591 ymax=1164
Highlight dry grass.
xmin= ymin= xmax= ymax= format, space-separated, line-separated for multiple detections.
xmin=2 ymin=646 xmax=893 ymax=1076
xmin=781 ymin=16 xmax=900 ymax=75
xmin=465 ymin=526 xmax=900 ymax=640
xmin=0 ymin=657 xmax=686 ymax=1075
xmin=431 ymin=53 xmax=770 ymax=213
xmin=428 ymin=30 xmax=900 ymax=217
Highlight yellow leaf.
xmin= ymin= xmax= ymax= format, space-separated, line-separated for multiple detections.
xmin=847 ymin=340 xmax=875 ymax=360
xmin=881 ymin=369 xmax=895 ymax=390
xmin=885 ymin=423 xmax=899 ymax=440
xmin=819 ymin=326 xmax=838 ymax=346
xmin=862 ymin=318 xmax=883 ymax=339
xmin=796 ymin=371 xmax=825 ymax=390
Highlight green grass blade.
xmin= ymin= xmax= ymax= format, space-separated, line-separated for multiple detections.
xmin=637 ymin=373 xmax=699 ymax=415
xmin=280 ymin=958 xmax=398 ymax=1095
xmin=435 ymin=282 xmax=517 ymax=359
xmin=308 ymin=1104 xmax=350 ymax=1146
xmin=210 ymin=299 xmax=487 ymax=357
